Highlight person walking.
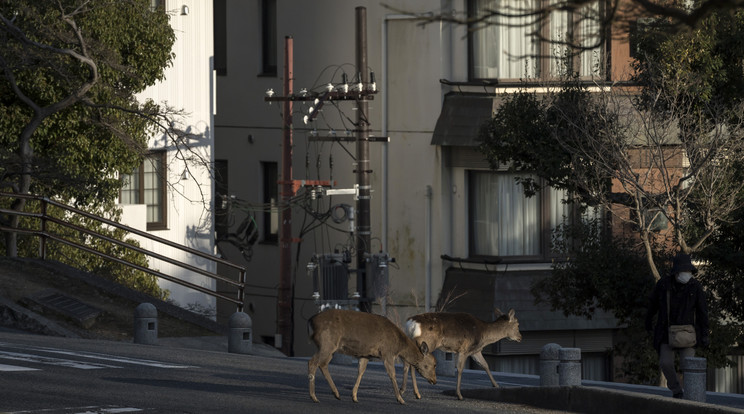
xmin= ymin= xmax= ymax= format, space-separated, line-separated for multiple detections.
xmin=645 ymin=252 xmax=709 ymax=399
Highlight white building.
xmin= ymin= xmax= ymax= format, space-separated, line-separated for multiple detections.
xmin=119 ymin=1 xmax=219 ymax=315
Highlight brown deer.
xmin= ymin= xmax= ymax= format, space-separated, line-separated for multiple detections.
xmin=307 ymin=309 xmax=437 ymax=404
xmin=401 ymin=309 xmax=521 ymax=400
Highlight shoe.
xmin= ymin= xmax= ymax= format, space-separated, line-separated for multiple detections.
xmin=673 ymin=392 xmax=684 ymax=399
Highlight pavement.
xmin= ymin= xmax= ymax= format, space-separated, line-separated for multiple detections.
xmin=154 ymin=334 xmax=744 ymax=414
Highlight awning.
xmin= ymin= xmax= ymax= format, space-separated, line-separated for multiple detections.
xmin=438 ymin=267 xmax=618 ymax=332
xmin=431 ymin=93 xmax=496 ymax=146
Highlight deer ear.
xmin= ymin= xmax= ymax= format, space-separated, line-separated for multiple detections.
xmin=508 ymin=309 xmax=516 ymax=321
xmin=494 ymin=308 xmax=503 ymax=317
xmin=419 ymin=342 xmax=430 ymax=356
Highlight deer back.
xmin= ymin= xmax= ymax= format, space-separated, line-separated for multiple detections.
xmin=407 ymin=309 xmax=521 ymax=355
xmin=309 ymin=309 xmax=417 ymax=360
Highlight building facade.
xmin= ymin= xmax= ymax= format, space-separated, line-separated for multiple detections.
xmin=213 ymin=0 xmax=633 ymax=380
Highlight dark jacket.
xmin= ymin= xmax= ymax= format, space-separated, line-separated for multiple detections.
xmin=645 ymin=276 xmax=709 ymax=352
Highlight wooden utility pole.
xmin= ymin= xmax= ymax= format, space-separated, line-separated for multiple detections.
xmin=277 ymin=35 xmax=293 ymax=356
xmin=355 ymin=6 xmax=371 ymax=312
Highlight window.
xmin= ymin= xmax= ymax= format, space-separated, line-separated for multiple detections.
xmin=121 ymin=152 xmax=167 ymax=230
xmin=262 ymin=161 xmax=278 ymax=243
xmin=214 ymin=159 xmax=229 ymax=240
xmin=214 ymin=0 xmax=227 ymax=76
xmin=468 ymin=0 xmax=602 ymax=80
xmin=261 ymin=0 xmax=277 ymax=76
xmin=469 ymin=171 xmax=586 ymax=259
xmin=149 ymin=0 xmax=164 ymax=12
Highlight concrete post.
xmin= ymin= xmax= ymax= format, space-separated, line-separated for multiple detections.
xmin=228 ymin=311 xmax=253 ymax=354
xmin=558 ymin=347 xmax=582 ymax=386
xmin=540 ymin=343 xmax=561 ymax=386
xmin=133 ymin=303 xmax=157 ymax=345
xmin=434 ymin=349 xmax=456 ymax=377
xmin=682 ymin=356 xmax=707 ymax=402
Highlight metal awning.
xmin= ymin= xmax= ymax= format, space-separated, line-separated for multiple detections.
xmin=431 ymin=93 xmax=496 ymax=146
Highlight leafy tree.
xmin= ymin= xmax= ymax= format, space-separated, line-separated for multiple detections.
xmin=0 ymin=0 xmax=175 ymax=256
xmin=482 ymin=9 xmax=744 ymax=378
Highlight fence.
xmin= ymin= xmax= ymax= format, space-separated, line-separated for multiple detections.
xmin=0 ymin=192 xmax=246 ymax=312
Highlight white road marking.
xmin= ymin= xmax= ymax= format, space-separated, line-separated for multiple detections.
xmin=0 ymin=350 xmax=119 ymax=369
xmin=0 ymin=342 xmax=195 ymax=370
xmin=0 ymin=363 xmax=40 ymax=372
xmin=7 ymin=406 xmax=144 ymax=413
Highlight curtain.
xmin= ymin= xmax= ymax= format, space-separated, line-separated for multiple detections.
xmin=471 ymin=172 xmax=540 ymax=256
xmin=472 ymin=0 xmax=538 ymax=79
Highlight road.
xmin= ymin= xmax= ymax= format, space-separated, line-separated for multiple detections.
xmin=0 ymin=331 xmax=565 ymax=414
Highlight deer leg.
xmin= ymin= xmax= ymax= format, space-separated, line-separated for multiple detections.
xmin=308 ymin=354 xmax=321 ymax=402
xmin=410 ymin=363 xmax=421 ymax=399
xmin=383 ymin=357 xmax=406 ymax=404
xmin=351 ymin=357 xmax=369 ymax=403
xmin=400 ymin=362 xmax=421 ymax=399
xmin=471 ymin=351 xmax=499 ymax=388
xmin=400 ymin=362 xmax=409 ymax=394
xmin=314 ymin=351 xmax=340 ymax=401
xmin=454 ymin=353 xmax=467 ymax=400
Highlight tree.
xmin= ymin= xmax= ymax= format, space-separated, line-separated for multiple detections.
xmin=479 ymin=48 xmax=744 ymax=280
xmin=482 ymin=9 xmax=744 ymax=377
xmin=386 ymin=0 xmax=744 ymax=57
xmin=0 ymin=0 xmax=175 ymax=256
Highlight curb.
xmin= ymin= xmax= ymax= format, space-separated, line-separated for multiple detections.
xmin=462 ymin=386 xmax=744 ymax=414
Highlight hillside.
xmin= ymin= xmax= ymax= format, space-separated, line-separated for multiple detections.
xmin=0 ymin=256 xmax=223 ymax=341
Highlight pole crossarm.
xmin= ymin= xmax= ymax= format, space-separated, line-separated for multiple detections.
xmin=308 ymin=135 xmax=389 ymax=143
xmin=264 ymin=90 xmax=377 ymax=102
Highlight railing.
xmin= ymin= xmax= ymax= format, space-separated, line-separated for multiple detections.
xmin=0 ymin=192 xmax=246 ymax=312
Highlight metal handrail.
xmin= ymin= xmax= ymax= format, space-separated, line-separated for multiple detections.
xmin=0 ymin=192 xmax=246 ymax=311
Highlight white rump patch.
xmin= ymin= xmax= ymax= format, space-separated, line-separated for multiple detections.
xmin=405 ymin=319 xmax=422 ymax=339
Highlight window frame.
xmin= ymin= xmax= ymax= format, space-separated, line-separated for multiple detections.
xmin=120 ymin=151 xmax=168 ymax=231
xmin=467 ymin=169 xmax=592 ymax=262
xmin=467 ymin=0 xmax=605 ymax=82
xmin=260 ymin=0 xmax=277 ymax=76
xmin=261 ymin=161 xmax=279 ymax=243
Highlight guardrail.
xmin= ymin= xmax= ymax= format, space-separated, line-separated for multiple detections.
xmin=0 ymin=192 xmax=246 ymax=312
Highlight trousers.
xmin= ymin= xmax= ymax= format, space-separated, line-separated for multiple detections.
xmin=659 ymin=343 xmax=695 ymax=394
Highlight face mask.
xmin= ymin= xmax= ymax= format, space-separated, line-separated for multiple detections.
xmin=676 ymin=271 xmax=693 ymax=284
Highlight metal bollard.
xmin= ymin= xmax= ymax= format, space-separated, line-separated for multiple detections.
xmin=228 ymin=311 xmax=253 ymax=354
xmin=558 ymin=347 xmax=582 ymax=386
xmin=133 ymin=303 xmax=158 ymax=345
xmin=540 ymin=343 xmax=561 ymax=386
xmin=682 ymin=357 xmax=707 ymax=402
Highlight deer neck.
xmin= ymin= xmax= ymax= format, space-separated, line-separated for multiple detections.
xmin=481 ymin=320 xmax=508 ymax=344
xmin=399 ymin=339 xmax=424 ymax=365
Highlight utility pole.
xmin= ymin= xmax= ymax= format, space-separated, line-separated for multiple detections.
xmin=277 ymin=35 xmax=293 ymax=356
xmin=355 ymin=6 xmax=372 ymax=312
xmin=266 ymin=9 xmax=381 ymax=354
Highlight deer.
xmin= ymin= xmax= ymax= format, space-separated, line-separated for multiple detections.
xmin=401 ymin=308 xmax=522 ymax=400
xmin=307 ymin=308 xmax=437 ymax=404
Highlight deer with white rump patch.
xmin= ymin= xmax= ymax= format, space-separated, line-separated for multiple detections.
xmin=401 ymin=309 xmax=522 ymax=400
xmin=307 ymin=309 xmax=437 ymax=404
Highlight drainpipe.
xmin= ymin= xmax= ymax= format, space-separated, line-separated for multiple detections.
xmin=425 ymin=185 xmax=433 ymax=311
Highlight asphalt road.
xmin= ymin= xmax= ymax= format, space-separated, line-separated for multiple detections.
xmin=0 ymin=331 xmax=566 ymax=414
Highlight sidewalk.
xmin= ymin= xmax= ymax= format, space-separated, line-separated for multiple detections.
xmin=156 ymin=334 xmax=744 ymax=413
